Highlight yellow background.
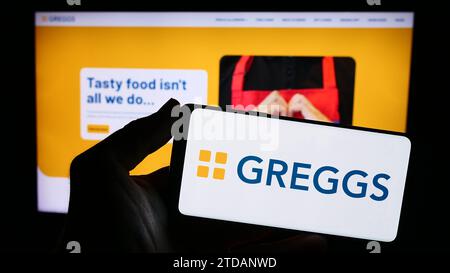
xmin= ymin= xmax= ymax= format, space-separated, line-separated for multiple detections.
xmin=35 ymin=27 xmax=413 ymax=178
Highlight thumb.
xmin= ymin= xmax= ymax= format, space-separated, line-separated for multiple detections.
xmin=102 ymin=98 xmax=180 ymax=171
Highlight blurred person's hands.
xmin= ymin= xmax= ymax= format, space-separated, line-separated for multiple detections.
xmin=61 ymin=98 xmax=326 ymax=253
xmin=256 ymin=92 xmax=331 ymax=122
xmin=288 ymin=94 xmax=331 ymax=122
xmin=255 ymin=91 xmax=289 ymax=116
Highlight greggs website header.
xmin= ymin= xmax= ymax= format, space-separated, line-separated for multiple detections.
xmin=35 ymin=12 xmax=413 ymax=28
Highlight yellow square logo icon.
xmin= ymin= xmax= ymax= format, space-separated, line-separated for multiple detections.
xmin=197 ymin=165 xmax=209 ymax=178
xmin=199 ymin=149 xmax=211 ymax=162
xmin=215 ymin=152 xmax=228 ymax=164
xmin=213 ymin=168 xmax=225 ymax=180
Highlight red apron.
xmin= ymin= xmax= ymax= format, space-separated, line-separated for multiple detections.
xmin=231 ymin=56 xmax=340 ymax=122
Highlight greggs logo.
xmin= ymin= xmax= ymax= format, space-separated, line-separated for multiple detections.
xmin=197 ymin=149 xmax=391 ymax=201
xmin=196 ymin=150 xmax=228 ymax=180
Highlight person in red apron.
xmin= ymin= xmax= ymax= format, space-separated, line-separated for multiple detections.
xmin=231 ymin=56 xmax=340 ymax=123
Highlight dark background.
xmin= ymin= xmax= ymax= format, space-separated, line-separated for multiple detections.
xmin=220 ymin=56 xmax=355 ymax=125
xmin=2 ymin=0 xmax=447 ymax=253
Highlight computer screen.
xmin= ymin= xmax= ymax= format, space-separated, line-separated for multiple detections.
xmin=35 ymin=11 xmax=414 ymax=213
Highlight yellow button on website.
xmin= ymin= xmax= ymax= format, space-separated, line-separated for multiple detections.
xmin=87 ymin=124 xmax=109 ymax=134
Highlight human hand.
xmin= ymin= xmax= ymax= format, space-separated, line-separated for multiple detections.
xmin=255 ymin=90 xmax=289 ymax=116
xmin=61 ymin=98 xmax=326 ymax=252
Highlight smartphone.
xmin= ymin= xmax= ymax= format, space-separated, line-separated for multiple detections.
xmin=170 ymin=104 xmax=411 ymax=242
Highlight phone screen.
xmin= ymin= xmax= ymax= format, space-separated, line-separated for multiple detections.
xmin=173 ymin=106 xmax=410 ymax=242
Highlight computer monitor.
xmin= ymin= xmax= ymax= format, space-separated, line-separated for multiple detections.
xmin=35 ymin=11 xmax=414 ymax=213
